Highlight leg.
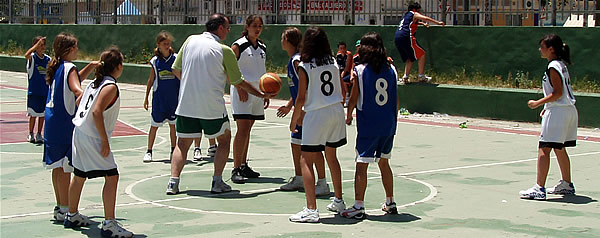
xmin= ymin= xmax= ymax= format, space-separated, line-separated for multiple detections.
xmin=241 ymin=121 xmax=255 ymax=164
xmin=314 ymin=152 xmax=326 ymax=180
xmin=404 ymin=59 xmax=414 ymax=77
xmin=194 ymin=137 xmax=201 ymax=147
xmin=213 ymin=130 xmax=231 ymax=177
xmin=378 ymin=158 xmax=394 ymax=199
xmin=233 ymin=119 xmax=253 ymax=168
xmin=171 ymin=138 xmax=194 ymax=177
xmin=417 ymin=54 xmax=426 ymax=75
xmin=209 ymin=138 xmax=217 ymax=146
xmin=28 ymin=116 xmax=35 ymax=134
xmin=52 ymin=168 xmax=71 ymax=206
xmin=536 ymin=147 xmax=553 ymax=187
xmin=553 ymin=148 xmax=572 ymax=183
xmin=324 ymin=147 xmax=342 ymax=199
xmin=102 ymin=175 xmax=119 ymax=220
xmin=146 ymin=126 xmax=159 ymax=150
xmin=168 ymin=124 xmax=177 ymax=149
xmin=291 ymin=143 xmax=302 ymax=176
xmin=354 ymin=162 xmax=369 ymax=202
xmin=68 ymin=175 xmax=86 ymax=213
xmin=37 ymin=117 xmax=44 ymax=134
xmin=301 ymin=151 xmax=318 ymax=209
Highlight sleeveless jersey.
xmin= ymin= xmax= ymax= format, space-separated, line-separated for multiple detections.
xmin=355 ymin=63 xmax=398 ymax=137
xmin=26 ymin=53 xmax=51 ymax=97
xmin=397 ymin=11 xmax=418 ymax=37
xmin=73 ymin=76 xmax=120 ymax=138
xmin=287 ymin=53 xmax=301 ymax=105
xmin=44 ymin=61 xmax=79 ymax=144
xmin=233 ymin=36 xmax=267 ymax=82
xmin=150 ymin=53 xmax=179 ymax=112
xmin=543 ymin=60 xmax=576 ymax=109
xmin=299 ymin=57 xmax=343 ymax=112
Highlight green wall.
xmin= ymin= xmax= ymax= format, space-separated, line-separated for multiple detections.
xmin=1 ymin=25 xmax=599 ymax=82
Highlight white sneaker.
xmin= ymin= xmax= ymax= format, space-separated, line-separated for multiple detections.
xmin=418 ymin=74 xmax=432 ymax=83
xmin=193 ymin=148 xmax=202 ymax=160
xmin=547 ymin=180 xmax=575 ymax=195
xmin=399 ymin=76 xmax=409 ymax=85
xmin=326 ymin=198 xmax=346 ymax=213
xmin=519 ymin=184 xmax=546 ymax=200
xmin=101 ymin=219 xmax=133 ymax=238
xmin=143 ymin=152 xmax=152 ymax=163
xmin=289 ymin=207 xmax=319 ymax=223
xmin=207 ymin=145 xmax=217 ymax=157
xmin=166 ymin=179 xmax=179 ymax=195
xmin=382 ymin=202 xmax=398 ymax=214
xmin=35 ymin=133 xmax=43 ymax=144
xmin=341 ymin=205 xmax=366 ymax=219
xmin=27 ymin=133 xmax=34 ymax=143
xmin=63 ymin=212 xmax=90 ymax=228
xmin=280 ymin=176 xmax=304 ymax=191
xmin=211 ymin=180 xmax=232 ymax=194
xmin=53 ymin=206 xmax=66 ymax=222
xmin=315 ymin=180 xmax=330 ymax=197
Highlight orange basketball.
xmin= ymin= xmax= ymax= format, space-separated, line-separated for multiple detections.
xmin=259 ymin=72 xmax=282 ymax=94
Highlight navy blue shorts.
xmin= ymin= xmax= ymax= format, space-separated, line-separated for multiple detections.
xmin=43 ymin=142 xmax=72 ymax=167
xmin=355 ymin=136 xmax=394 ymax=163
xmin=27 ymin=95 xmax=46 ymax=117
xmin=151 ymin=109 xmax=177 ymax=127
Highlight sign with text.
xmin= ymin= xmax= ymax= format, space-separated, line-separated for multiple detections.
xmin=259 ymin=0 xmax=364 ymax=11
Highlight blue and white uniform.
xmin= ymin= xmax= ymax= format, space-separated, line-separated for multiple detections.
xmin=230 ymin=36 xmax=267 ymax=120
xmin=149 ymin=53 xmax=179 ymax=127
xmin=539 ymin=59 xmax=578 ymax=149
xmin=287 ymin=53 xmax=302 ymax=145
xmin=26 ymin=52 xmax=51 ymax=117
xmin=354 ymin=63 xmax=398 ymax=163
xmin=72 ymin=76 xmax=121 ymax=178
xmin=43 ymin=61 xmax=78 ymax=171
xmin=299 ymin=57 xmax=346 ymax=152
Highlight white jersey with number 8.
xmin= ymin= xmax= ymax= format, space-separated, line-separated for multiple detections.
xmin=299 ymin=58 xmax=343 ymax=112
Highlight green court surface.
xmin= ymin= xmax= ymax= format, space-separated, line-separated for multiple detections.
xmin=1 ymin=70 xmax=599 ymax=237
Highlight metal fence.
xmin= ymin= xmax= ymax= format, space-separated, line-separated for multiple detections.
xmin=1 ymin=0 xmax=598 ymax=26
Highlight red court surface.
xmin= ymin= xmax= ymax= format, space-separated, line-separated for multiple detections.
xmin=0 ymin=112 xmax=146 ymax=144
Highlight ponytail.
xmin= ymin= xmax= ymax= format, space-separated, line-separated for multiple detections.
xmin=539 ymin=34 xmax=571 ymax=65
xmin=561 ymin=43 xmax=571 ymax=65
xmin=46 ymin=32 xmax=78 ymax=85
xmin=93 ymin=46 xmax=124 ymax=88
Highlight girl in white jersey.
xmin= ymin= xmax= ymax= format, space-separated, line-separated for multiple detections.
xmin=230 ymin=15 xmax=268 ymax=183
xmin=520 ymin=34 xmax=577 ymax=200
xmin=66 ymin=48 xmax=133 ymax=237
xmin=289 ymin=27 xmax=347 ymax=223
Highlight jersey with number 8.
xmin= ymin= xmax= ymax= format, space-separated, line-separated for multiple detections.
xmin=299 ymin=58 xmax=343 ymax=112
xmin=354 ymin=63 xmax=398 ymax=137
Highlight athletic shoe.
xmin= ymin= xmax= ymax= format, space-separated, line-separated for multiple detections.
xmin=239 ymin=164 xmax=260 ymax=178
xmin=341 ymin=206 xmax=366 ymax=220
xmin=382 ymin=202 xmax=398 ymax=214
xmin=547 ymin=180 xmax=575 ymax=195
xmin=27 ymin=133 xmax=34 ymax=143
xmin=63 ymin=212 xmax=90 ymax=228
xmin=280 ymin=176 xmax=304 ymax=191
xmin=143 ymin=152 xmax=152 ymax=163
xmin=101 ymin=219 xmax=133 ymax=238
xmin=289 ymin=207 xmax=319 ymax=223
xmin=193 ymin=148 xmax=202 ymax=160
xmin=231 ymin=168 xmax=247 ymax=184
xmin=207 ymin=144 xmax=217 ymax=157
xmin=211 ymin=180 xmax=232 ymax=194
xmin=418 ymin=75 xmax=432 ymax=83
xmin=53 ymin=206 xmax=66 ymax=222
xmin=519 ymin=184 xmax=546 ymax=200
xmin=326 ymin=198 xmax=346 ymax=213
xmin=35 ymin=133 xmax=43 ymax=144
xmin=399 ymin=76 xmax=409 ymax=85
xmin=315 ymin=180 xmax=330 ymax=197
xmin=166 ymin=179 xmax=179 ymax=195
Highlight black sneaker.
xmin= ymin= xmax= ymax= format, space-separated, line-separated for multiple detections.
xmin=239 ymin=164 xmax=260 ymax=178
xmin=231 ymin=168 xmax=247 ymax=184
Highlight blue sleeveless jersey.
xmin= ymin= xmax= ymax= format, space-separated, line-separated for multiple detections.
xmin=27 ymin=53 xmax=51 ymax=97
xmin=44 ymin=61 xmax=79 ymax=145
xmin=396 ymin=11 xmax=417 ymax=37
xmin=150 ymin=54 xmax=179 ymax=113
xmin=287 ymin=53 xmax=301 ymax=105
xmin=355 ymin=63 xmax=398 ymax=137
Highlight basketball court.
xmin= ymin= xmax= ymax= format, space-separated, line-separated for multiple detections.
xmin=1 ymin=70 xmax=599 ymax=237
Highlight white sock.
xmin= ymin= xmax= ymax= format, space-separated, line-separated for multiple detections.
xmin=170 ymin=177 xmax=180 ymax=183
xmin=317 ymin=178 xmax=326 ymax=184
xmin=212 ymin=176 xmax=222 ymax=182
xmin=334 ymin=197 xmax=343 ymax=202
xmin=402 ymin=74 xmax=408 ymax=79
xmin=386 ymin=196 xmax=394 ymax=205
xmin=354 ymin=201 xmax=364 ymax=209
xmin=59 ymin=206 xmax=69 ymax=213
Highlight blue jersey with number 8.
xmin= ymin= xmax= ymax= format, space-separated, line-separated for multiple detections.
xmin=355 ymin=63 xmax=398 ymax=137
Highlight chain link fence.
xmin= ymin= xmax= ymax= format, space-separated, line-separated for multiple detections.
xmin=1 ymin=0 xmax=598 ymax=26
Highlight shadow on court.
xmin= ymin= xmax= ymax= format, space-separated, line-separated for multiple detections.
xmin=193 ymin=157 xmax=234 ymax=166
xmin=63 ymin=216 xmax=148 ymax=238
xmin=319 ymin=213 xmax=420 ymax=224
xmin=245 ymin=176 xmax=286 ymax=184
xmin=184 ymin=188 xmax=278 ymax=199
xmin=545 ymin=194 xmax=597 ymax=204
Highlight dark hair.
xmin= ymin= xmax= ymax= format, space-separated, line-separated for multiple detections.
xmin=300 ymin=27 xmax=334 ymax=66
xmin=282 ymin=27 xmax=302 ymax=49
xmin=358 ymin=32 xmax=389 ymax=74
xmin=408 ymin=2 xmax=422 ymax=12
xmin=539 ymin=34 xmax=571 ymax=64
xmin=206 ymin=13 xmax=229 ymax=32
xmin=154 ymin=31 xmax=175 ymax=57
xmin=93 ymin=47 xmax=124 ymax=88
xmin=32 ymin=36 xmax=44 ymax=45
xmin=337 ymin=41 xmax=347 ymax=47
xmin=46 ymin=32 xmax=78 ymax=85
xmin=241 ymin=15 xmax=264 ymax=37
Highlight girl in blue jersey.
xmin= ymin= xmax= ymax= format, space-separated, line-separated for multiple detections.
xmin=342 ymin=32 xmax=399 ymax=219
xmin=24 ymin=36 xmax=50 ymax=143
xmin=394 ymin=2 xmax=444 ymax=83
xmin=277 ymin=27 xmax=330 ymax=196
xmin=44 ymin=32 xmax=100 ymax=223
xmin=520 ymin=34 xmax=578 ymax=200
